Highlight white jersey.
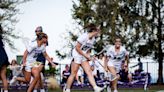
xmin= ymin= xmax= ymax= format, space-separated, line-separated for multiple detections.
xmin=72 ymin=33 xmax=96 ymax=64
xmin=96 ymin=59 xmax=105 ymax=73
xmin=89 ymin=61 xmax=97 ymax=76
xmin=107 ymin=46 xmax=128 ymax=63
xmin=89 ymin=59 xmax=105 ymax=75
xmin=26 ymin=40 xmax=46 ymax=64
xmin=106 ymin=46 xmax=128 ymax=71
xmin=76 ymin=33 xmax=95 ymax=53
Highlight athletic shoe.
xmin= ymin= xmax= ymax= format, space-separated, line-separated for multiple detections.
xmin=10 ymin=76 xmax=17 ymax=85
xmin=63 ymin=85 xmax=70 ymax=92
xmin=33 ymin=89 xmax=37 ymax=92
xmin=94 ymin=86 xmax=105 ymax=92
xmin=113 ymin=90 xmax=118 ymax=92
xmin=63 ymin=89 xmax=70 ymax=92
xmin=107 ymin=86 xmax=111 ymax=92
xmin=4 ymin=90 xmax=8 ymax=92
xmin=40 ymin=89 xmax=45 ymax=92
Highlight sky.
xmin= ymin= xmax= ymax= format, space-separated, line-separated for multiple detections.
xmin=5 ymin=0 xmax=74 ymax=63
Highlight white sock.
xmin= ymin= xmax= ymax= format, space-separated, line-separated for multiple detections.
xmin=114 ymin=89 xmax=118 ymax=92
xmin=93 ymin=86 xmax=98 ymax=90
xmin=66 ymin=89 xmax=70 ymax=91
xmin=33 ymin=89 xmax=37 ymax=92
xmin=107 ymin=86 xmax=111 ymax=92
xmin=40 ymin=89 xmax=45 ymax=92
xmin=4 ymin=90 xmax=8 ymax=92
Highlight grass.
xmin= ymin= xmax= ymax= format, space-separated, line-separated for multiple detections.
xmin=48 ymin=89 xmax=163 ymax=92
xmin=48 ymin=85 xmax=164 ymax=92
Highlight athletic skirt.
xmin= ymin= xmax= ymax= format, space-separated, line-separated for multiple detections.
xmin=0 ymin=47 xmax=9 ymax=68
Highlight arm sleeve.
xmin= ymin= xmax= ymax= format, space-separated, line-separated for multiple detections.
xmin=123 ymin=47 xmax=129 ymax=56
xmin=26 ymin=42 xmax=36 ymax=53
xmin=106 ymin=47 xmax=113 ymax=58
xmin=42 ymin=45 xmax=46 ymax=53
xmin=77 ymin=34 xmax=87 ymax=45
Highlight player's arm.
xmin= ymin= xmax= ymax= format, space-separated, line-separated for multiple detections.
xmin=130 ymin=63 xmax=138 ymax=68
xmin=23 ymin=41 xmax=36 ymax=65
xmin=43 ymin=51 xmax=56 ymax=67
xmin=76 ymin=42 xmax=91 ymax=60
xmin=124 ymin=53 xmax=129 ymax=66
xmin=104 ymin=55 xmax=109 ymax=71
xmin=22 ymin=50 xmax=28 ymax=66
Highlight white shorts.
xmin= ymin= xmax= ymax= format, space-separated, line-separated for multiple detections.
xmin=25 ymin=65 xmax=33 ymax=72
xmin=72 ymin=49 xmax=87 ymax=64
xmin=25 ymin=61 xmax=42 ymax=72
xmin=107 ymin=61 xmax=122 ymax=73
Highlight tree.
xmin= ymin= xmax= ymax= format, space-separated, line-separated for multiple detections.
xmin=57 ymin=0 xmax=163 ymax=84
xmin=0 ymin=0 xmax=31 ymax=49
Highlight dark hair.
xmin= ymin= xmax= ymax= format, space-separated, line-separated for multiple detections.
xmin=114 ymin=36 xmax=121 ymax=41
xmin=84 ymin=23 xmax=97 ymax=32
xmin=11 ymin=59 xmax=18 ymax=65
xmin=37 ymin=32 xmax=47 ymax=40
xmin=115 ymin=36 xmax=121 ymax=40
xmin=35 ymin=26 xmax=43 ymax=32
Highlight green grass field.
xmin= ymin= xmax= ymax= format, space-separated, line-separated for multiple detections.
xmin=49 ymin=89 xmax=164 ymax=92
xmin=49 ymin=89 xmax=163 ymax=92
xmin=48 ymin=85 xmax=164 ymax=92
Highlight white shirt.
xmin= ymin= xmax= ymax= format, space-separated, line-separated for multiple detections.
xmin=106 ymin=46 xmax=128 ymax=65
xmin=89 ymin=61 xmax=98 ymax=76
xmin=26 ymin=41 xmax=46 ymax=63
xmin=96 ymin=59 xmax=105 ymax=73
xmin=76 ymin=33 xmax=95 ymax=53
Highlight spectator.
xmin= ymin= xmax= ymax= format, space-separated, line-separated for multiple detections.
xmin=61 ymin=65 xmax=70 ymax=84
xmin=9 ymin=59 xmax=23 ymax=86
xmin=8 ymin=59 xmax=17 ymax=79
xmin=131 ymin=57 xmax=143 ymax=75
xmin=76 ymin=66 xmax=84 ymax=86
xmin=90 ymin=64 xmax=99 ymax=81
xmin=118 ymin=64 xmax=132 ymax=85
xmin=89 ymin=60 xmax=100 ymax=81
xmin=97 ymin=54 xmax=105 ymax=80
xmin=9 ymin=59 xmax=22 ymax=79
